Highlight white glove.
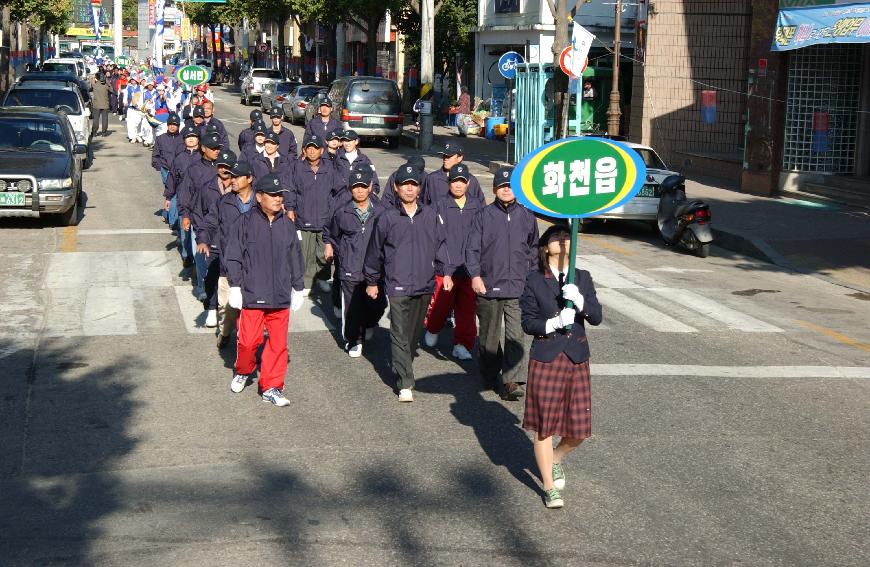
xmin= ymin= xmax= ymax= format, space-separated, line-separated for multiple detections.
xmin=228 ymin=287 xmax=243 ymax=310
xmin=562 ymin=283 xmax=584 ymax=312
xmin=544 ymin=308 xmax=576 ymax=334
xmin=290 ymin=288 xmax=305 ymax=312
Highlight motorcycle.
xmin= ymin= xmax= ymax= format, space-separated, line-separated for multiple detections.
xmin=657 ymin=174 xmax=714 ymax=258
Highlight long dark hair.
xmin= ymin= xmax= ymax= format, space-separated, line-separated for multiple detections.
xmin=537 ymin=225 xmax=571 ymax=273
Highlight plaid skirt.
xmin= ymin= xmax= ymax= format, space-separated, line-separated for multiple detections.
xmin=522 ymin=352 xmax=592 ymax=440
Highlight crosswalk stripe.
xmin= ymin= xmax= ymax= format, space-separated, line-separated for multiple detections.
xmin=46 ymin=251 xmax=172 ymax=288
xmin=597 ymin=288 xmax=698 ymax=333
xmin=577 ymin=254 xmax=661 ymax=289
xmin=173 ymin=286 xmax=214 ymax=334
xmin=648 ymin=288 xmax=783 ymax=333
xmin=82 ymin=286 xmax=138 ymax=335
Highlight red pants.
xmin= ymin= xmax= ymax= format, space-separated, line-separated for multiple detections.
xmin=235 ymin=307 xmax=289 ymax=392
xmin=424 ymin=274 xmax=477 ymax=350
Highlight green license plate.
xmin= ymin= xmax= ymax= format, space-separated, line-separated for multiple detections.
xmin=637 ymin=184 xmax=658 ymax=198
xmin=0 ymin=192 xmax=25 ymax=207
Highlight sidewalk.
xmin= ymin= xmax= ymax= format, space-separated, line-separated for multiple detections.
xmin=404 ymin=125 xmax=870 ymax=293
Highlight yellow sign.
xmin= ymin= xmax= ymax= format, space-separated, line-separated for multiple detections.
xmin=181 ymin=17 xmax=191 ymax=41
xmin=65 ymin=26 xmax=114 ymax=38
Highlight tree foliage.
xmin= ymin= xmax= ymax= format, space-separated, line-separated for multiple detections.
xmin=6 ymin=0 xmax=72 ymax=34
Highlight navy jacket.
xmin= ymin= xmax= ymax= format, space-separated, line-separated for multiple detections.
xmin=465 ymin=201 xmax=539 ymax=299
xmin=242 ymin=144 xmax=265 ymax=165
xmin=381 ymin=169 xmax=425 ymax=211
xmin=303 ymin=116 xmax=341 ymax=143
xmin=271 ymin=125 xmax=298 ymax=159
xmin=238 ymin=127 xmax=255 ymax=156
xmin=193 ymin=177 xmax=233 ymax=246
xmin=224 ymin=206 xmax=305 ymax=309
xmin=177 ymin=157 xmax=217 ymax=222
xmin=520 ymin=268 xmax=603 ymax=363
xmin=364 ymin=204 xmax=443 ymax=297
xmin=434 ymin=196 xmax=482 ymax=278
xmin=151 ymin=131 xmax=182 ymax=172
xmin=202 ymin=116 xmax=230 ymax=151
xmin=290 ymin=158 xmax=345 ymax=232
xmin=165 ymin=147 xmax=200 ymax=200
xmin=200 ymin=191 xmax=255 ymax=274
xmin=251 ymin=153 xmax=295 ymax=183
xmin=424 ymin=168 xmax=486 ymax=207
xmin=325 ymin=199 xmax=385 ymax=283
xmin=335 ymin=150 xmax=380 ymax=194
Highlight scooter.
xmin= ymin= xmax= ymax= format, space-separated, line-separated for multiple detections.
xmin=657 ymin=174 xmax=714 ymax=258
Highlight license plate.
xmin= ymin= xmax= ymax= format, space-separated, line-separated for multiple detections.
xmin=637 ymin=184 xmax=658 ymax=198
xmin=0 ymin=192 xmax=25 ymax=207
xmin=363 ymin=116 xmax=383 ymax=125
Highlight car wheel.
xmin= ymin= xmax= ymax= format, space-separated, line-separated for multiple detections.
xmin=59 ymin=191 xmax=80 ymax=226
xmin=388 ymin=136 xmax=399 ymax=149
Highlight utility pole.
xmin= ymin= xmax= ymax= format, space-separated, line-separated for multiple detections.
xmin=606 ymin=0 xmax=621 ymax=136
xmin=419 ymin=0 xmax=434 ymax=150
xmin=114 ymin=0 xmax=122 ymax=57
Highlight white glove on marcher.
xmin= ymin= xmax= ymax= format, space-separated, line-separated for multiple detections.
xmin=562 ymin=283 xmax=584 ymax=312
xmin=545 ymin=308 xmax=576 ymax=334
xmin=228 ymin=287 xmax=243 ymax=310
xmin=290 ymin=288 xmax=305 ymax=312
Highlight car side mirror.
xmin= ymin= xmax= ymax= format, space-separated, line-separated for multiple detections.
xmin=74 ymin=144 xmax=87 ymax=155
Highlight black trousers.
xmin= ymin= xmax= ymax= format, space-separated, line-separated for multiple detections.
xmin=203 ymin=254 xmax=221 ymax=310
xmin=92 ymin=108 xmax=109 ymax=135
xmin=389 ymin=294 xmax=432 ymax=391
xmin=476 ymin=296 xmax=527 ymax=387
xmin=341 ymin=280 xmax=387 ymax=346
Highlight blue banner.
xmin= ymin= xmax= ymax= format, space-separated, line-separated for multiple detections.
xmin=773 ymin=2 xmax=870 ymax=50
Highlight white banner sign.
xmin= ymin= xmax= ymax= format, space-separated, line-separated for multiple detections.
xmin=570 ymin=23 xmax=595 ymax=77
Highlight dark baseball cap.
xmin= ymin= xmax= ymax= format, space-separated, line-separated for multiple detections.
xmin=304 ymin=135 xmax=325 ymax=149
xmin=439 ymin=142 xmax=463 ymax=156
xmin=249 ymin=109 xmax=263 ymax=121
xmin=319 ymin=97 xmax=333 ymax=107
xmin=327 ymin=128 xmax=343 ymax=141
xmin=192 ymin=105 xmax=205 ymax=118
xmin=181 ymin=125 xmax=199 ymax=139
xmin=230 ymin=161 xmax=252 ymax=177
xmin=264 ymin=131 xmax=279 ymax=145
xmin=216 ymin=150 xmax=237 ymax=167
xmin=493 ymin=166 xmax=514 ymax=187
xmin=349 ymin=168 xmax=373 ymax=188
xmin=167 ymin=113 xmax=181 ymax=126
xmin=340 ymin=129 xmax=359 ymax=141
xmin=255 ymin=174 xmax=287 ymax=194
xmin=268 ymin=106 xmax=283 ymax=118
xmin=405 ymin=155 xmax=426 ymax=172
xmin=252 ymin=121 xmax=268 ymax=135
xmin=448 ymin=163 xmax=470 ymax=182
xmin=202 ymin=133 xmax=223 ymax=149
xmin=395 ymin=164 xmax=422 ymax=185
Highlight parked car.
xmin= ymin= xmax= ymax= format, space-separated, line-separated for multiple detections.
xmin=16 ymin=71 xmax=92 ymax=106
xmin=3 ymin=80 xmax=92 ymax=168
xmin=240 ymin=68 xmax=284 ymax=106
xmin=588 ymin=141 xmax=678 ymax=225
xmin=42 ymin=58 xmax=87 ymax=79
xmin=260 ymin=81 xmax=300 ymax=113
xmin=0 ymin=107 xmax=86 ymax=225
xmin=303 ymin=90 xmax=331 ymax=125
xmin=284 ymin=84 xmax=323 ymax=124
xmin=327 ymin=76 xmax=403 ymax=147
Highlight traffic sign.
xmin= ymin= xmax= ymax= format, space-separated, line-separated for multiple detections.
xmin=498 ymin=51 xmax=525 ymax=80
xmin=559 ymin=47 xmax=587 ymax=78
xmin=258 ymin=43 xmax=268 ymax=53
xmin=175 ymin=64 xmax=210 ymax=87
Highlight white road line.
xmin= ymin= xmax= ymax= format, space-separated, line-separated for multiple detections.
xmin=76 ymin=229 xmax=170 ymax=235
xmin=597 ymin=288 xmax=698 ymax=333
xmin=82 ymin=286 xmax=138 ymax=336
xmin=591 ymin=364 xmax=870 ymax=379
xmin=46 ymin=251 xmax=173 ymax=288
xmin=173 ymin=286 xmax=214 ymax=334
xmin=649 ymin=288 xmax=784 ymax=333
xmin=577 ymin=254 xmax=662 ymax=289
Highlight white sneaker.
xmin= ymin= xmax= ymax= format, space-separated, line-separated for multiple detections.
xmin=333 ymin=306 xmax=342 ymax=319
xmin=204 ymin=309 xmax=218 ymax=327
xmin=230 ymin=373 xmax=248 ymax=393
xmin=316 ymin=279 xmax=332 ymax=293
xmin=348 ymin=343 xmax=363 ymax=358
xmin=129 ymin=138 xmax=135 ymax=143
xmin=398 ymin=388 xmax=414 ymax=402
xmin=262 ymin=388 xmax=291 ymax=407
xmin=365 ymin=327 xmax=375 ymax=341
xmin=452 ymin=344 xmax=473 ymax=360
xmin=423 ymin=331 xmax=438 ymax=347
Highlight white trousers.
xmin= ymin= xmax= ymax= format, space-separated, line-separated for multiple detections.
xmin=126 ymin=108 xmax=143 ymax=141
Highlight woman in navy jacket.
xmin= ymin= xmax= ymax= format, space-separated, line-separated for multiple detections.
xmin=519 ymin=225 xmax=603 ymax=509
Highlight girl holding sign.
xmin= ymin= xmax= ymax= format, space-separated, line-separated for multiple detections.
xmin=519 ymin=225 xmax=603 ymax=508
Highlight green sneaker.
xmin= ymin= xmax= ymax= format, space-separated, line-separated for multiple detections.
xmin=544 ymin=488 xmax=563 ymax=509
xmin=552 ymin=463 xmax=565 ymax=490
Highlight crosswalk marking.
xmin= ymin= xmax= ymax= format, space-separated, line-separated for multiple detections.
xmin=649 ymin=288 xmax=783 ymax=333
xmin=597 ymin=288 xmax=698 ymax=333
xmin=46 ymin=251 xmax=172 ymax=288
xmin=82 ymin=287 xmax=138 ymax=335
xmin=578 ymin=254 xmax=661 ymax=289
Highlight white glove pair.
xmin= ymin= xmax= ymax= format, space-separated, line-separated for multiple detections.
xmin=228 ymin=287 xmax=243 ymax=310
xmin=228 ymin=287 xmax=305 ymax=312
xmin=562 ymin=283 xmax=585 ymax=312
xmin=290 ymin=288 xmax=305 ymax=312
xmin=545 ymin=308 xmax=576 ymax=334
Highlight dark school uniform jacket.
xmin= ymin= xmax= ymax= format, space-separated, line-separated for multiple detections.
xmin=324 ymin=199 xmax=385 ymax=284
xmin=423 ymin=168 xmax=486 ymax=207
xmin=192 ymin=178 xmax=233 ymax=247
xmin=303 ymin=116 xmax=341 ymax=143
xmin=271 ymin=126 xmax=298 ymax=159
xmin=290 ymin=158 xmax=345 ymax=232
xmin=151 ymin=132 xmax=182 ymax=173
xmin=381 ymin=169 xmax=425 ymax=211
xmin=176 ymin=157 xmax=217 ymax=222
xmin=520 ymin=268 xmax=603 ymax=363
xmin=202 ymin=116 xmax=230 ymax=151
xmin=224 ymin=207 xmax=306 ymax=309
xmin=464 ymin=200 xmax=539 ymax=299
xmin=200 ymin=191 xmax=255 ymax=275
xmin=434 ymin=196 xmax=482 ymax=278
xmin=364 ymin=204 xmax=443 ymax=298
xmin=335 ymin=150 xmax=380 ymax=194
xmin=238 ymin=127 xmax=255 ymax=156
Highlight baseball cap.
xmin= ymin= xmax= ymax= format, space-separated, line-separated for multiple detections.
xmin=327 ymin=128 xmax=343 ymax=141
xmin=255 ymin=174 xmax=287 ymax=194
xmin=192 ymin=105 xmax=205 ymax=118
xmin=340 ymin=130 xmax=359 ymax=141
xmin=439 ymin=142 xmax=463 ymax=156
xmin=253 ymin=121 xmax=268 ymax=136
xmin=319 ymin=97 xmax=333 ymax=107
xmin=304 ymin=135 xmax=325 ymax=149
xmin=201 ymin=133 xmax=223 ymax=149
xmin=264 ymin=131 xmax=279 ymax=145
xmin=216 ymin=150 xmax=237 ymax=167
xmin=167 ymin=113 xmax=181 ymax=126
xmin=249 ymin=109 xmax=263 ymax=121
xmin=268 ymin=106 xmax=283 ymax=118
xmin=230 ymin=161 xmax=253 ymax=177
xmin=493 ymin=166 xmax=514 ymax=187
xmin=405 ymin=155 xmax=426 ymax=173
xmin=349 ymin=168 xmax=373 ymax=188
xmin=181 ymin=125 xmax=199 ymax=139
xmin=448 ymin=163 xmax=470 ymax=182
xmin=395 ymin=164 xmax=422 ymax=185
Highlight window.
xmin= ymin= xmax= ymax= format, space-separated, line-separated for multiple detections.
xmin=346 ymin=81 xmax=401 ymax=115
xmin=41 ymin=62 xmax=77 ymax=74
xmin=0 ymin=118 xmax=68 ymax=152
xmin=252 ymin=69 xmax=282 ymax=79
xmin=5 ymin=89 xmax=82 ymax=114
xmin=632 ymin=148 xmax=668 ymax=170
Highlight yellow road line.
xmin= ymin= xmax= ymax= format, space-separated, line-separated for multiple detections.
xmin=60 ymin=226 xmax=78 ymax=253
xmin=794 ymin=319 xmax=870 ymax=352
xmin=580 ymin=235 xmax=635 ymax=256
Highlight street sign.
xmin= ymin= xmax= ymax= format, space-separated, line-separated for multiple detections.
xmin=511 ymin=137 xmax=647 ymax=219
xmin=498 ymin=51 xmax=524 ymax=80
xmin=559 ymin=46 xmax=587 ymax=78
xmin=175 ymin=65 xmax=209 ymax=87
xmin=115 ymin=55 xmax=130 ymax=68
xmin=257 ymin=43 xmax=268 ymax=53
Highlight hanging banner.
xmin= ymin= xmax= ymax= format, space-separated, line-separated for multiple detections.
xmin=772 ymin=3 xmax=870 ymax=51
xmin=89 ymin=0 xmax=102 ymax=41
xmin=701 ymin=90 xmax=717 ymax=124
xmin=148 ymin=0 xmax=156 ymax=29
xmin=569 ymin=24 xmax=595 ymax=78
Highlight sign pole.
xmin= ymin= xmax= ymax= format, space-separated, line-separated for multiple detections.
xmin=564 ymin=218 xmax=579 ymax=330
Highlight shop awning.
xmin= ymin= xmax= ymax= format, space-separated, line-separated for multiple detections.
xmin=772 ymin=1 xmax=870 ymax=51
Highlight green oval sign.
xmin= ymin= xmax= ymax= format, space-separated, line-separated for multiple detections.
xmin=175 ymin=65 xmax=210 ymax=87
xmin=511 ymin=137 xmax=647 ymax=219
xmin=115 ymin=55 xmax=130 ymax=68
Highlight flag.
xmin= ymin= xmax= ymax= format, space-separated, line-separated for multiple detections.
xmin=570 ymin=23 xmax=594 ymax=77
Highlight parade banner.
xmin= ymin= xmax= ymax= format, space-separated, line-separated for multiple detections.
xmin=176 ymin=65 xmax=210 ymax=87
xmin=773 ymin=2 xmax=870 ymax=50
xmin=89 ymin=0 xmax=102 ymax=41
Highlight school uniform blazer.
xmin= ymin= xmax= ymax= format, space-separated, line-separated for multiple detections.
xmin=520 ymin=268 xmax=603 ymax=364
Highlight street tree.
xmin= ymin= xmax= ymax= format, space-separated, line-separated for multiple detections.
xmin=545 ymin=0 xmax=588 ymax=139
xmin=4 ymin=0 xmax=72 ymax=62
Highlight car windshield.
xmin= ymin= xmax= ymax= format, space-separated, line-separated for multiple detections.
xmin=42 ymin=62 xmax=77 ymax=74
xmin=633 ymin=148 xmax=668 ymax=170
xmin=5 ymin=89 xmax=82 ymax=113
xmin=253 ymin=69 xmax=282 ymax=79
xmin=346 ymin=81 xmax=400 ymax=115
xmin=272 ymin=83 xmax=293 ymax=94
xmin=297 ymin=86 xmax=320 ymax=98
xmin=0 ymin=118 xmax=67 ymax=152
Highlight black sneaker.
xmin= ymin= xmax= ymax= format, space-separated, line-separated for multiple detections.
xmin=500 ymin=382 xmax=524 ymax=401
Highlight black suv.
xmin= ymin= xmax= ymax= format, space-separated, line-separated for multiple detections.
xmin=0 ymin=107 xmax=86 ymax=226
xmin=328 ymin=77 xmax=403 ymax=147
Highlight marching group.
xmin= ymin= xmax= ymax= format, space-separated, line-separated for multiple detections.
xmin=131 ymin=84 xmax=603 ymax=508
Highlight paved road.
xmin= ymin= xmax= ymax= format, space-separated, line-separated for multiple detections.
xmin=1 ymin=87 xmax=868 ymax=566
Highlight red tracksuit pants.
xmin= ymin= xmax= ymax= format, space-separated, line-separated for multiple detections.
xmin=424 ymin=274 xmax=477 ymax=350
xmin=235 ymin=307 xmax=289 ymax=392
